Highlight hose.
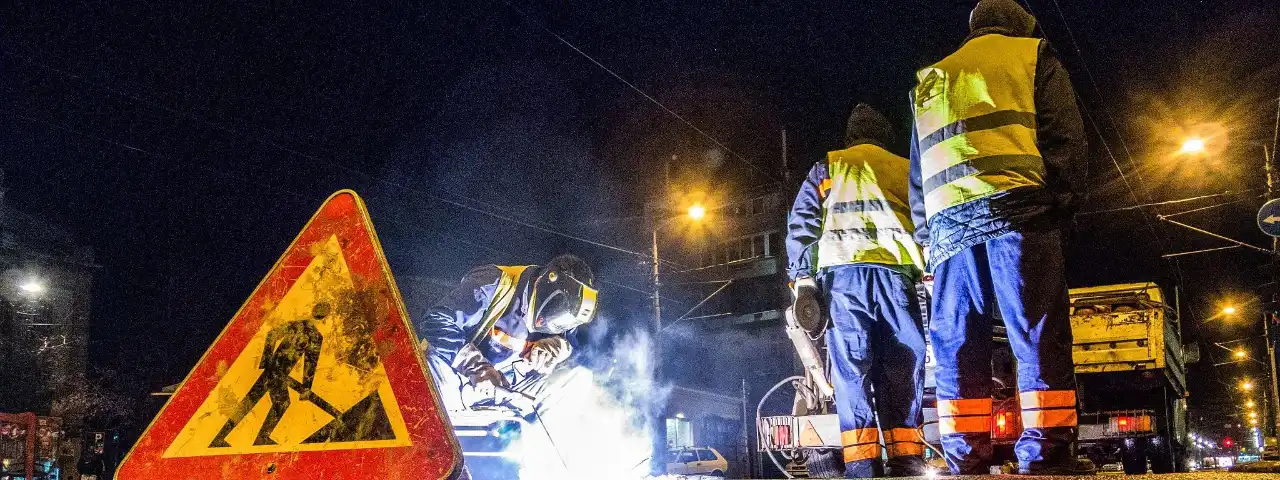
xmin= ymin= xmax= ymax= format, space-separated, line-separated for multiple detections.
xmin=758 ymin=375 xmax=806 ymax=479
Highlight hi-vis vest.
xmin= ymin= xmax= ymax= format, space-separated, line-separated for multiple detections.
xmin=913 ymin=34 xmax=1046 ymax=220
xmin=468 ymin=265 xmax=531 ymax=352
xmin=816 ymin=144 xmax=924 ymax=272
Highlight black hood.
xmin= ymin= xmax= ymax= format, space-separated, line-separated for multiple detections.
xmin=969 ymin=0 xmax=1036 ymax=39
xmin=844 ymin=103 xmax=895 ymax=148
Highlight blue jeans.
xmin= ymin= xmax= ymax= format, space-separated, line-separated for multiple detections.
xmin=822 ymin=265 xmax=927 ymax=477
xmin=930 ymin=229 xmax=1078 ymax=474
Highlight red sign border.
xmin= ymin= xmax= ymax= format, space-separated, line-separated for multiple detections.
xmin=117 ymin=190 xmax=461 ymax=479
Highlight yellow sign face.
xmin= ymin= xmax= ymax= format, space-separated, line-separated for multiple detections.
xmin=163 ymin=235 xmax=412 ymax=458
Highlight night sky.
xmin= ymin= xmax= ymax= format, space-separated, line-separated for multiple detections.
xmin=3 ymin=0 xmax=1280 ymax=446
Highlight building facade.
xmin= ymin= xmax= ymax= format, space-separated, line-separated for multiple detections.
xmin=0 ymin=186 xmax=97 ymax=478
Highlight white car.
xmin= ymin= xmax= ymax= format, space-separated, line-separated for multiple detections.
xmin=666 ymin=447 xmax=728 ymax=476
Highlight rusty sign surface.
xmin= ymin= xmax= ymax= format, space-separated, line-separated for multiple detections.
xmin=117 ymin=190 xmax=460 ymax=479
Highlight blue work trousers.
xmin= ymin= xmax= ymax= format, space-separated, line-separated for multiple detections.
xmin=930 ymin=228 xmax=1078 ymax=474
xmin=822 ymin=265 xmax=927 ymax=478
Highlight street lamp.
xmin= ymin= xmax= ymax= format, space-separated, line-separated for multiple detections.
xmin=18 ymin=280 xmax=45 ymax=296
xmin=1235 ymin=349 xmax=1248 ymax=359
xmin=1223 ymin=306 xmax=1237 ymax=315
xmin=686 ymin=204 xmax=706 ymax=221
xmin=1248 ymin=399 xmax=1257 ymax=408
xmin=1242 ymin=380 xmax=1255 ymax=391
xmin=1180 ymin=137 xmax=1207 ymax=155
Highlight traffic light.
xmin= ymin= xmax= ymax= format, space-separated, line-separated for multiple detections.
xmin=1224 ymin=436 xmax=1234 ymax=448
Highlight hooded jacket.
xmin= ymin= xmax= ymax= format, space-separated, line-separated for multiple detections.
xmin=786 ymin=104 xmax=924 ymax=280
xmin=907 ymin=0 xmax=1087 ymax=268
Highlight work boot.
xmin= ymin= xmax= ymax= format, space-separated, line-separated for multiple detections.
xmin=1018 ymin=458 xmax=1097 ymax=475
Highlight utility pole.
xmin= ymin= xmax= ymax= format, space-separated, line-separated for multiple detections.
xmin=1267 ymin=139 xmax=1280 ymax=439
xmin=650 ymin=219 xmax=667 ymax=475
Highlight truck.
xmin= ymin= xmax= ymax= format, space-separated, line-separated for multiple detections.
xmin=1069 ymin=282 xmax=1193 ymax=474
xmin=757 ymin=282 xmax=1194 ymax=476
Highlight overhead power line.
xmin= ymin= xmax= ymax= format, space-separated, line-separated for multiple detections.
xmin=2 ymin=46 xmax=677 ymax=265
xmin=498 ymin=0 xmax=780 ymax=182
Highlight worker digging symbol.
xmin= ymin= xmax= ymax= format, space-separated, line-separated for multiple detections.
xmin=210 ymin=302 xmax=333 ymax=448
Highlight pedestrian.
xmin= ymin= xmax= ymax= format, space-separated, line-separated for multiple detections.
xmin=787 ymin=103 xmax=928 ymax=477
xmin=907 ymin=0 xmax=1090 ymax=474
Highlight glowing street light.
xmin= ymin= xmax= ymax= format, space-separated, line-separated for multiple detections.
xmin=686 ymin=204 xmax=706 ymax=221
xmin=1180 ymin=137 xmax=1207 ymax=155
xmin=18 ymin=280 xmax=45 ymax=296
xmin=1234 ymin=349 xmax=1247 ymax=359
xmin=1222 ymin=306 xmax=1237 ymax=315
xmin=1241 ymin=380 xmax=1255 ymax=391
xmin=1247 ymin=399 xmax=1256 ymax=408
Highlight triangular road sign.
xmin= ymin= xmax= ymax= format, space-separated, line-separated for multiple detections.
xmin=118 ymin=190 xmax=460 ymax=479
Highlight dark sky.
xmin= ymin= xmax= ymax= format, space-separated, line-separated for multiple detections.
xmin=3 ymin=0 xmax=1280 ymax=444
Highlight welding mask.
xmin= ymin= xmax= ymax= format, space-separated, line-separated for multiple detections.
xmin=526 ymin=255 xmax=598 ymax=335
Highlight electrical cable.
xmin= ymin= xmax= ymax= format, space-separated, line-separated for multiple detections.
xmin=757 ymin=375 xmax=806 ymax=479
xmin=496 ymin=0 xmax=780 ymax=182
xmin=2 ymin=46 xmax=670 ymax=266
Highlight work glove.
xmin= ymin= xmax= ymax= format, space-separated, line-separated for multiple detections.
xmin=453 ymin=344 xmax=510 ymax=400
xmin=791 ymin=277 xmax=824 ymax=334
xmin=525 ymin=336 xmax=572 ymax=372
xmin=466 ymin=363 xmax=510 ymax=399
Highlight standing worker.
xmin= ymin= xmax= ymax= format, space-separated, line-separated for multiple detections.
xmin=414 ymin=254 xmax=597 ymax=412
xmin=907 ymin=0 xmax=1089 ymax=475
xmin=787 ymin=104 xmax=928 ymax=478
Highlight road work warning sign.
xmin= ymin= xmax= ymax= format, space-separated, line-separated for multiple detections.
xmin=118 ymin=190 xmax=460 ymax=479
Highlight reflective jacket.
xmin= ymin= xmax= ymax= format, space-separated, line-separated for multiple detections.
xmin=787 ymin=143 xmax=925 ymax=281
xmin=908 ymin=32 xmax=1086 ymax=268
xmin=414 ymin=265 xmax=551 ymax=371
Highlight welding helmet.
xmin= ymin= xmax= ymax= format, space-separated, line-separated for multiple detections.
xmin=526 ymin=254 xmax=598 ymax=335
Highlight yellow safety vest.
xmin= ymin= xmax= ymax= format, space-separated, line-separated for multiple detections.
xmin=467 ymin=265 xmax=531 ymax=346
xmin=912 ymin=34 xmax=1046 ymax=220
xmin=816 ymin=144 xmax=924 ymax=272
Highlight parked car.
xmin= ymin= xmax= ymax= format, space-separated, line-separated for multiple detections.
xmin=666 ymin=447 xmax=728 ymax=476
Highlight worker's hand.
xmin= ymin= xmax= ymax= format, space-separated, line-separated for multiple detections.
xmin=791 ymin=277 xmax=824 ymax=333
xmin=525 ymin=336 xmax=572 ymax=372
xmin=467 ymin=363 xmax=510 ymax=399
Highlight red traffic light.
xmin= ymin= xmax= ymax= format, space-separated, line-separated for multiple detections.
xmin=1224 ymin=436 xmax=1234 ymax=448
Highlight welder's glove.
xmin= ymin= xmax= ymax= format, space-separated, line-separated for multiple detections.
xmin=453 ymin=344 xmax=510 ymax=399
xmin=790 ymin=276 xmax=824 ymax=334
xmin=525 ymin=336 xmax=572 ymax=372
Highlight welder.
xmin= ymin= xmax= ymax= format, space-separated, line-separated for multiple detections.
xmin=414 ymin=254 xmax=597 ymax=412
xmin=907 ymin=0 xmax=1089 ymax=475
xmin=787 ymin=104 xmax=928 ymax=478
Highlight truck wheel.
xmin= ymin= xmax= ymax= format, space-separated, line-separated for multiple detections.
xmin=1121 ymin=441 xmax=1148 ymax=474
xmin=805 ymin=449 xmax=844 ymax=478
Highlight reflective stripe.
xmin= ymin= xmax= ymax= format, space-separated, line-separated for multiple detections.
xmin=843 ymin=443 xmax=882 ymax=462
xmin=938 ymin=415 xmax=992 ymax=435
xmin=828 ymin=199 xmax=908 ymax=216
xmin=887 ymin=441 xmax=925 ymax=457
xmin=819 ymin=178 xmax=832 ymax=198
xmin=937 ymin=398 xmax=993 ymax=417
xmin=918 ymin=110 xmax=1037 ymax=154
xmin=921 ymin=154 xmax=1046 ymax=196
xmin=841 ymin=428 xmax=879 ymax=446
xmin=1019 ymin=390 xmax=1077 ymax=409
xmin=1022 ymin=408 xmax=1079 ymax=428
xmin=912 ymin=34 xmax=1045 ymax=219
xmin=883 ymin=428 xmax=924 ymax=457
